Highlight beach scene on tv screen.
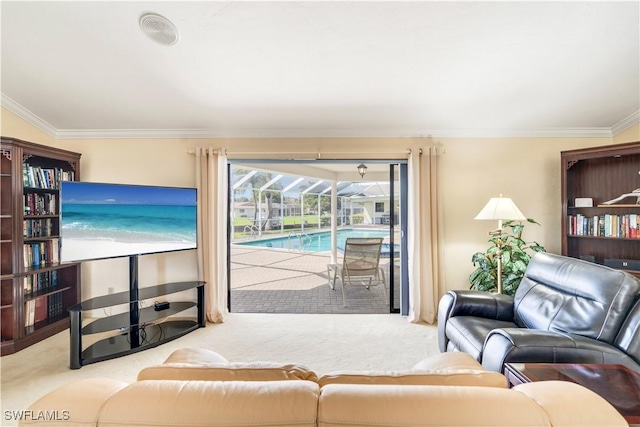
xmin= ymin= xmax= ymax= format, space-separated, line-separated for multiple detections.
xmin=60 ymin=182 xmax=197 ymax=262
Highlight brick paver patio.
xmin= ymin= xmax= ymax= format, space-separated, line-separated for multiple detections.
xmin=230 ymin=245 xmax=397 ymax=314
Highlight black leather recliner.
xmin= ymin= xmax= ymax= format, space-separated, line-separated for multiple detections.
xmin=438 ymin=252 xmax=640 ymax=373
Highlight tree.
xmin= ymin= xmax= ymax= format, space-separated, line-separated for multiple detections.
xmin=303 ymin=193 xmax=333 ymax=215
xmin=230 ymin=167 xmax=282 ymax=231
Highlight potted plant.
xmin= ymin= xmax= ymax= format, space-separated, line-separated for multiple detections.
xmin=469 ymin=219 xmax=546 ymax=296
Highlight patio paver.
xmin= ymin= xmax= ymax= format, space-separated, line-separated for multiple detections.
xmin=230 ymin=246 xmax=397 ymax=314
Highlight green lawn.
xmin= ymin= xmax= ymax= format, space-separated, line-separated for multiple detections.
xmin=233 ymin=215 xmax=323 ymax=226
xmin=232 ymin=215 xmax=332 ymax=239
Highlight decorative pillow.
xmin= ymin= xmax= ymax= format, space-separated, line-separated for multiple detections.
xmin=137 ymin=362 xmax=319 ymax=382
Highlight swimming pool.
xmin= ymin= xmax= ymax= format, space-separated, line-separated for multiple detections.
xmin=236 ymin=228 xmax=398 ymax=254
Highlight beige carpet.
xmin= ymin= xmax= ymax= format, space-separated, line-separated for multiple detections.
xmin=1 ymin=313 xmax=438 ymax=426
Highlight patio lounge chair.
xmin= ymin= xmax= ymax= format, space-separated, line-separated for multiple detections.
xmin=330 ymin=237 xmax=388 ymax=307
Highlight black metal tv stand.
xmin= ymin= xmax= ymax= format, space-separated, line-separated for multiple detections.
xmin=68 ymin=255 xmax=205 ymax=369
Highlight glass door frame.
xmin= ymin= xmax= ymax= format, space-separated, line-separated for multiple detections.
xmin=226 ymin=158 xmax=408 ymax=314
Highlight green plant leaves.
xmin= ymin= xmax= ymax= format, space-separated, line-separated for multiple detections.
xmin=469 ymin=218 xmax=546 ymax=296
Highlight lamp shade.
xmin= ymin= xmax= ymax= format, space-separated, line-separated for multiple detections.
xmin=475 ymin=196 xmax=526 ymax=221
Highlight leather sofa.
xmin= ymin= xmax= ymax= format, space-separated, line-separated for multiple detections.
xmin=439 ymin=252 xmax=640 ymax=373
xmin=20 ymin=348 xmax=627 ymax=427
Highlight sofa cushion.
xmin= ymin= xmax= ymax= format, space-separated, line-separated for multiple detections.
xmin=445 ymin=316 xmax=517 ymax=361
xmin=614 ymin=298 xmax=640 ymax=364
xmin=317 ymin=382 xmax=627 ymax=427
xmin=137 ymin=348 xmax=319 ymax=382
xmin=318 ymin=369 xmax=506 ymax=388
xmin=137 ymin=361 xmax=319 ymax=382
xmin=481 ymin=327 xmax=640 ymax=373
xmin=317 ymin=383 xmax=552 ymax=427
xmin=515 ymin=252 xmax=640 ymax=344
xmin=100 ymin=380 xmax=319 ymax=427
xmin=315 ymin=351 xmax=504 ymax=388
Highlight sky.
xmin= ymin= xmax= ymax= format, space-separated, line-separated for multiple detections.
xmin=60 ymin=182 xmax=197 ymax=206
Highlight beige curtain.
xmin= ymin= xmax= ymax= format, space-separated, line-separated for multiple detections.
xmin=407 ymin=147 xmax=444 ymax=324
xmin=195 ymin=147 xmax=228 ymax=323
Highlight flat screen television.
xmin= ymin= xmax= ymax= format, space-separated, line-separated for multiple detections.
xmin=60 ymin=182 xmax=197 ymax=263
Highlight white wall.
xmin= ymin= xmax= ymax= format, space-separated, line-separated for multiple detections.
xmin=3 ymin=107 xmax=638 ymax=303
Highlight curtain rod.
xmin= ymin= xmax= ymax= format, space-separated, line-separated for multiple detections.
xmin=189 ymin=149 xmax=418 ymax=156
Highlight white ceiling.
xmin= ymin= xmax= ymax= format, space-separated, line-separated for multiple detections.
xmin=1 ymin=1 xmax=639 ymax=139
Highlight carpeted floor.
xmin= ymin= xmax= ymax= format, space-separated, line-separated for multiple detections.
xmin=1 ymin=313 xmax=438 ymax=426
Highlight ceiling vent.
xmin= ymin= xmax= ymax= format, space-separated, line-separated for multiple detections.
xmin=139 ymin=13 xmax=179 ymax=46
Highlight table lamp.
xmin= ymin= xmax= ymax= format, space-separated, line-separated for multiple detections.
xmin=474 ymin=195 xmax=527 ymax=294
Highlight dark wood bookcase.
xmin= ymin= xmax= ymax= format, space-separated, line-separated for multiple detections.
xmin=561 ymin=141 xmax=640 ymax=277
xmin=1 ymin=137 xmax=81 ymax=356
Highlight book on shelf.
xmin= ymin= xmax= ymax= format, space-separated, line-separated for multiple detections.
xmin=23 ymin=270 xmax=59 ymax=295
xmin=568 ymin=213 xmax=640 ymax=238
xmin=22 ymin=163 xmax=74 ymax=189
xmin=23 ymin=193 xmax=56 ymax=216
xmin=24 ymin=294 xmax=65 ymax=328
xmin=34 ymin=296 xmax=48 ymax=324
xmin=22 ymin=239 xmax=59 ymax=268
xmin=47 ymin=293 xmax=64 ymax=319
xmin=23 ymin=218 xmax=53 ymax=238
xmin=25 ymin=299 xmax=35 ymax=327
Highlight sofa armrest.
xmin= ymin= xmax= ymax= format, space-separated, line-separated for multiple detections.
xmin=513 ymin=381 xmax=627 ymax=426
xmin=20 ymin=378 xmax=128 ymax=426
xmin=481 ymin=327 xmax=633 ymax=373
xmin=163 ymin=347 xmax=229 ymax=364
xmin=437 ymin=291 xmax=514 ymax=352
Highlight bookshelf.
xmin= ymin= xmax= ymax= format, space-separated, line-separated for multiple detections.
xmin=0 ymin=137 xmax=81 ymax=356
xmin=561 ymin=141 xmax=640 ymax=277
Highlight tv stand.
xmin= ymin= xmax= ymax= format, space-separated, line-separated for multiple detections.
xmin=69 ymin=255 xmax=205 ymax=369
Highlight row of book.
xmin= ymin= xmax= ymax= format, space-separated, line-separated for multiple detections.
xmin=569 ymin=214 xmax=640 ymax=238
xmin=23 ymin=270 xmax=59 ymax=296
xmin=23 ymin=239 xmax=59 ymax=268
xmin=23 ymin=219 xmax=55 ymax=238
xmin=22 ymin=163 xmax=74 ymax=189
xmin=24 ymin=192 xmax=56 ymax=216
xmin=24 ymin=293 xmax=65 ymax=327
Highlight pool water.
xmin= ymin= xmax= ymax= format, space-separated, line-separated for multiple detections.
xmin=237 ymin=228 xmax=398 ymax=254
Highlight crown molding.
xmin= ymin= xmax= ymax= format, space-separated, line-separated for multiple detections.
xmin=0 ymin=94 xmax=623 ymax=140
xmin=54 ymin=128 xmax=223 ymax=139
xmin=611 ymin=110 xmax=640 ymax=136
xmin=397 ymin=127 xmax=614 ymax=139
xmin=53 ymin=127 xmax=614 ymax=139
xmin=1 ymin=94 xmax=57 ymax=138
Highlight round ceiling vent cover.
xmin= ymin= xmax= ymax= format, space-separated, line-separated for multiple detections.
xmin=139 ymin=13 xmax=179 ymax=46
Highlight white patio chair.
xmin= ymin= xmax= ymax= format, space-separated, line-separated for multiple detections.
xmin=330 ymin=237 xmax=388 ymax=307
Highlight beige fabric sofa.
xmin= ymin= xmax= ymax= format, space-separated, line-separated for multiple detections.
xmin=21 ymin=349 xmax=628 ymax=427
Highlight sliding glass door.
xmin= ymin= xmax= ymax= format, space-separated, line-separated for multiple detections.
xmin=226 ymin=159 xmax=408 ymax=314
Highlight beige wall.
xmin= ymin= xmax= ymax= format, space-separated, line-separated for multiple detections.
xmin=435 ymin=136 xmax=612 ymax=291
xmin=614 ymin=123 xmax=640 ymax=144
xmin=2 ymin=107 xmax=637 ymax=304
xmin=2 ymin=109 xmax=56 ymax=146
